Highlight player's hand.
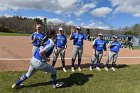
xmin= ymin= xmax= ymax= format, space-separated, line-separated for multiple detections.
xmin=71 ymin=29 xmax=76 ymax=34
xmin=34 ymin=37 xmax=37 ymax=40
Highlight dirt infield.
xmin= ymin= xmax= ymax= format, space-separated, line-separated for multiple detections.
xmin=0 ymin=36 xmax=140 ymax=72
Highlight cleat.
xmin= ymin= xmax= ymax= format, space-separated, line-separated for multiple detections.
xmin=96 ymin=67 xmax=101 ymax=71
xmin=53 ymin=82 xmax=63 ymax=88
xmin=78 ymin=67 xmax=82 ymax=71
xmin=12 ymin=84 xmax=24 ymax=89
xmin=111 ymin=67 xmax=116 ymax=71
xmin=71 ymin=67 xmax=75 ymax=72
xmin=104 ymin=67 xmax=109 ymax=71
xmin=63 ymin=68 xmax=67 ymax=72
xmin=89 ymin=66 xmax=93 ymax=71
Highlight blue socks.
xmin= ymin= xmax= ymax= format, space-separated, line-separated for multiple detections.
xmin=78 ymin=59 xmax=81 ymax=67
xmin=96 ymin=62 xmax=100 ymax=67
xmin=71 ymin=58 xmax=75 ymax=67
xmin=51 ymin=74 xmax=57 ymax=85
xmin=16 ymin=74 xmax=28 ymax=86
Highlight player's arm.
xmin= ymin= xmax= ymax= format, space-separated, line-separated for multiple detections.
xmin=84 ymin=34 xmax=88 ymax=40
xmin=92 ymin=39 xmax=96 ymax=53
xmin=65 ymin=36 xmax=68 ymax=49
xmin=69 ymin=33 xmax=73 ymax=40
xmin=108 ymin=41 xmax=112 ymax=48
xmin=69 ymin=29 xmax=75 ymax=40
xmin=31 ymin=34 xmax=37 ymax=44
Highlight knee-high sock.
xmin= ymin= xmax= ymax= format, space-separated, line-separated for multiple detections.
xmin=62 ymin=61 xmax=65 ymax=68
xmin=105 ymin=60 xmax=109 ymax=67
xmin=16 ymin=74 xmax=28 ymax=86
xmin=71 ymin=58 xmax=75 ymax=67
xmin=52 ymin=61 xmax=56 ymax=67
xmin=96 ymin=61 xmax=100 ymax=67
xmin=51 ymin=74 xmax=57 ymax=85
xmin=78 ymin=59 xmax=81 ymax=67
xmin=112 ymin=62 xmax=116 ymax=67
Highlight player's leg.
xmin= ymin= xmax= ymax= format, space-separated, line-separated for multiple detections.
xmin=40 ymin=62 xmax=63 ymax=88
xmin=111 ymin=53 xmax=118 ymax=71
xmin=32 ymin=46 xmax=39 ymax=56
xmin=96 ymin=51 xmax=103 ymax=71
xmin=90 ymin=51 xmax=97 ymax=70
xmin=77 ymin=46 xmax=83 ymax=71
xmin=52 ymin=48 xmax=59 ymax=67
xmin=60 ymin=49 xmax=67 ymax=72
xmin=12 ymin=58 xmax=37 ymax=88
xmin=71 ymin=45 xmax=78 ymax=72
xmin=104 ymin=51 xmax=114 ymax=71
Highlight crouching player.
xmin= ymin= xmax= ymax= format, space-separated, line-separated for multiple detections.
xmin=12 ymin=29 xmax=63 ymax=89
xmin=104 ymin=36 xmax=122 ymax=71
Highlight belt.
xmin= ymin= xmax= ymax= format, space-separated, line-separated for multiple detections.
xmin=96 ymin=50 xmax=103 ymax=52
xmin=34 ymin=45 xmax=40 ymax=47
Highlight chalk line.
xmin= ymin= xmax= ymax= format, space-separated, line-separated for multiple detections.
xmin=0 ymin=56 xmax=140 ymax=61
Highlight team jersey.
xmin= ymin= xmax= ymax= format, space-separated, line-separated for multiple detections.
xmin=34 ymin=39 xmax=55 ymax=62
xmin=72 ymin=33 xmax=87 ymax=46
xmin=93 ymin=38 xmax=106 ymax=51
xmin=109 ymin=41 xmax=121 ymax=53
xmin=56 ymin=34 xmax=67 ymax=48
xmin=31 ymin=32 xmax=45 ymax=46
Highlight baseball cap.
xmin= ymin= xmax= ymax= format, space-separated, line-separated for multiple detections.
xmin=76 ymin=26 xmax=81 ymax=30
xmin=98 ymin=33 xmax=103 ymax=36
xmin=113 ymin=35 xmax=118 ymax=39
xmin=58 ymin=27 xmax=63 ymax=31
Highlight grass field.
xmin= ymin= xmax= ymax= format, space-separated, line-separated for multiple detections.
xmin=0 ymin=32 xmax=31 ymax=36
xmin=0 ymin=65 xmax=140 ymax=93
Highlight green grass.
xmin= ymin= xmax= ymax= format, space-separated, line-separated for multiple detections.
xmin=0 ymin=65 xmax=140 ymax=93
xmin=0 ymin=32 xmax=31 ymax=36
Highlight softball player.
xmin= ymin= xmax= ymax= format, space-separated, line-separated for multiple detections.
xmin=52 ymin=27 xmax=67 ymax=72
xmin=31 ymin=23 xmax=45 ymax=56
xmin=69 ymin=26 xmax=87 ymax=72
xmin=12 ymin=29 xmax=63 ymax=89
xmin=89 ymin=33 xmax=107 ymax=71
xmin=104 ymin=36 xmax=121 ymax=71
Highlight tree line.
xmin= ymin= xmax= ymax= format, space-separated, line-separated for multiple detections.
xmin=0 ymin=16 xmax=140 ymax=36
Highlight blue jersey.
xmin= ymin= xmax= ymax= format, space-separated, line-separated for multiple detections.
xmin=109 ymin=41 xmax=121 ymax=53
xmin=56 ymin=34 xmax=67 ymax=48
xmin=31 ymin=32 xmax=45 ymax=46
xmin=93 ymin=38 xmax=106 ymax=51
xmin=34 ymin=39 xmax=55 ymax=62
xmin=72 ymin=33 xmax=87 ymax=46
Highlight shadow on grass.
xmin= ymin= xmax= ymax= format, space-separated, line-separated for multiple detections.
xmin=22 ymin=73 xmax=93 ymax=89
xmin=56 ymin=63 xmax=129 ymax=70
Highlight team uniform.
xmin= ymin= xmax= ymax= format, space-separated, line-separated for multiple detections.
xmin=52 ymin=34 xmax=67 ymax=72
xmin=71 ymin=32 xmax=87 ymax=71
xmin=90 ymin=38 xmax=107 ymax=70
xmin=12 ymin=39 xmax=63 ymax=89
xmin=104 ymin=41 xmax=121 ymax=71
xmin=31 ymin=32 xmax=45 ymax=55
